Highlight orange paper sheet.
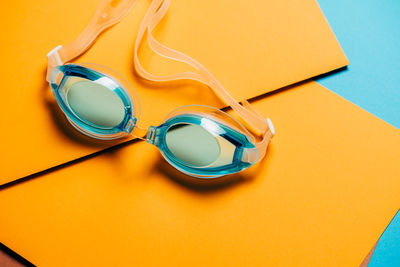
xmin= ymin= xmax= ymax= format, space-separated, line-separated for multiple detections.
xmin=0 ymin=82 xmax=399 ymax=267
xmin=0 ymin=0 xmax=347 ymax=184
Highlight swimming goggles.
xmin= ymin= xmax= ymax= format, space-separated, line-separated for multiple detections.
xmin=46 ymin=0 xmax=275 ymax=178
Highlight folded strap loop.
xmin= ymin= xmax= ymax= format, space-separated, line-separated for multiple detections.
xmin=62 ymin=0 xmax=139 ymax=63
xmin=46 ymin=0 xmax=139 ymax=81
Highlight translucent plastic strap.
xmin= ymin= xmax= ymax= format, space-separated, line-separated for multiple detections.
xmin=134 ymin=0 xmax=274 ymax=159
xmin=46 ymin=0 xmax=138 ymax=80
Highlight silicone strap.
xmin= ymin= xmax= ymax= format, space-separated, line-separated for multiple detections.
xmin=134 ymin=0 xmax=274 ymax=159
xmin=46 ymin=0 xmax=138 ymax=80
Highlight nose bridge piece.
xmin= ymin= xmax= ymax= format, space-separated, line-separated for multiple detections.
xmin=126 ymin=123 xmax=149 ymax=141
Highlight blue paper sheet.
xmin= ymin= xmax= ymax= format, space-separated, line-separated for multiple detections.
xmin=368 ymin=210 xmax=400 ymax=266
xmin=316 ymin=0 xmax=400 ymax=129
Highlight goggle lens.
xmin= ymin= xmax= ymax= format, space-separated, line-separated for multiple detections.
xmin=165 ymin=123 xmax=221 ymax=167
xmin=66 ymin=80 xmax=125 ymax=128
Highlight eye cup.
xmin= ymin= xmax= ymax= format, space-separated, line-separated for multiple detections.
xmin=153 ymin=105 xmax=260 ymax=178
xmin=50 ymin=63 xmax=140 ymax=140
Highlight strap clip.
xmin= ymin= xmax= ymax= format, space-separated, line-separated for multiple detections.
xmin=46 ymin=45 xmax=63 ymax=81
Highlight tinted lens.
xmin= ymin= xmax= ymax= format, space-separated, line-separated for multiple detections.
xmin=50 ymin=64 xmax=138 ymax=140
xmin=66 ymin=79 xmax=125 ymax=128
xmin=165 ymin=122 xmax=237 ymax=168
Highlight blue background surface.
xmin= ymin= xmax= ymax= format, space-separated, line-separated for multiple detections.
xmin=316 ymin=0 xmax=400 ymax=129
xmin=316 ymin=0 xmax=400 ymax=265
xmin=369 ymin=210 xmax=400 ymax=267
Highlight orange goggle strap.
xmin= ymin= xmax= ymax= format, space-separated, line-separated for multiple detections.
xmin=46 ymin=0 xmax=274 ymax=160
